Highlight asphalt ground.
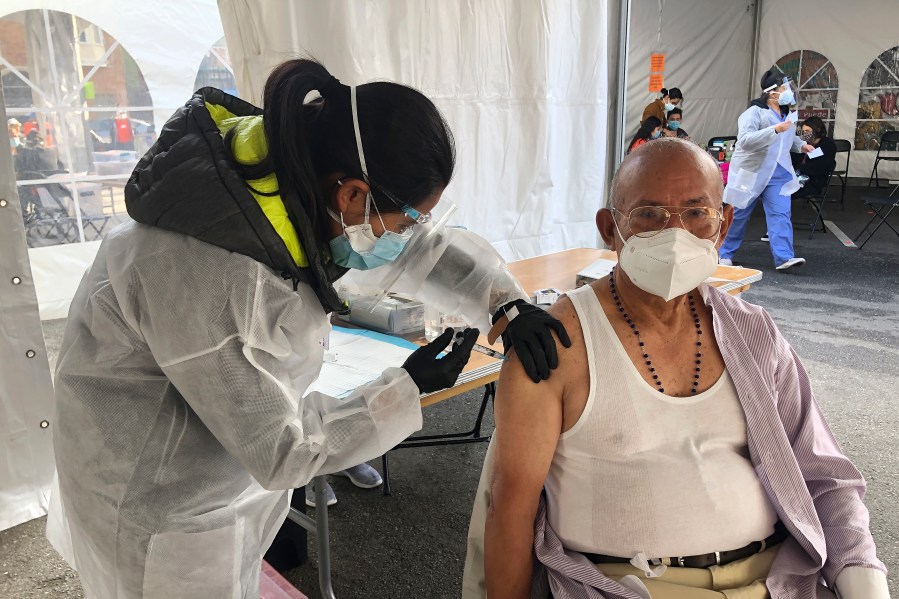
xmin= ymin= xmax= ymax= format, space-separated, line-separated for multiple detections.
xmin=1 ymin=182 xmax=896 ymax=598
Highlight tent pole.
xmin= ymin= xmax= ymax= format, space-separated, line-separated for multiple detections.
xmin=747 ymin=0 xmax=763 ymax=103
xmin=605 ymin=0 xmax=631 ymax=202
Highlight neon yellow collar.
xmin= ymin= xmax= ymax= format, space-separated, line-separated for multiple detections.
xmin=207 ymin=103 xmax=308 ymax=267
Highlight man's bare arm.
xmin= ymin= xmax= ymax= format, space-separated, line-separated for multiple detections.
xmin=484 ymin=297 xmax=580 ymax=599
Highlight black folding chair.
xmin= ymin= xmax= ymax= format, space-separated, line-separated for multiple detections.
xmin=831 ymin=139 xmax=851 ymax=206
xmin=867 ymin=130 xmax=899 ymax=188
xmin=18 ymin=172 xmax=77 ymax=246
xmin=707 ymin=135 xmax=737 ymax=149
xmin=854 ymin=184 xmax=899 ymax=249
xmin=793 ymin=169 xmax=834 ymax=239
xmin=17 ymin=171 xmax=110 ymax=245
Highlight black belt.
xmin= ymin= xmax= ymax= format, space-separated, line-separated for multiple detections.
xmin=583 ymin=521 xmax=789 ymax=569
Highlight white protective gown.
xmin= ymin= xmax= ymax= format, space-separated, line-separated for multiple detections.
xmin=47 ymin=219 xmax=526 ymax=598
xmin=723 ymin=105 xmax=805 ymax=209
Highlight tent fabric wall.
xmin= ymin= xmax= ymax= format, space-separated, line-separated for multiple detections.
xmin=29 ymin=241 xmax=101 ymax=320
xmin=217 ymin=0 xmax=609 ymax=260
xmin=0 ymin=0 xmax=225 ymax=529
xmin=756 ymin=0 xmax=899 ymax=178
xmin=0 ymin=0 xmax=225 ymax=125
xmin=0 ymin=88 xmax=56 ymax=532
xmin=625 ymin=0 xmax=756 ymax=150
xmin=0 ymin=0 xmax=225 ymax=320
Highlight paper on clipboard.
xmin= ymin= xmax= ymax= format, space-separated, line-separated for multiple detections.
xmin=307 ymin=327 xmax=418 ymax=399
xmin=807 ymin=147 xmax=824 ymax=159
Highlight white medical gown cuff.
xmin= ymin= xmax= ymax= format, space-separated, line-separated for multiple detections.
xmin=371 ymin=367 xmax=424 ymax=452
xmin=834 ymin=565 xmax=890 ymax=599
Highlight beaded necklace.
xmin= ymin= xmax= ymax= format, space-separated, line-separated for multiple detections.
xmin=608 ymin=268 xmax=703 ymax=395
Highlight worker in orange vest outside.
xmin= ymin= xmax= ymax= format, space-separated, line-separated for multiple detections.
xmin=113 ymin=111 xmax=135 ymax=150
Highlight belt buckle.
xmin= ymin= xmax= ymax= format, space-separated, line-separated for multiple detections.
xmin=678 ymin=556 xmax=685 ymax=567
xmin=714 ymin=551 xmax=721 ymax=566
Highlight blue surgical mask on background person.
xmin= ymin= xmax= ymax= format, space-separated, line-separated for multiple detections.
xmin=777 ymin=89 xmax=795 ymax=106
xmin=651 ymin=130 xmax=662 ymax=139
xmin=668 ymin=121 xmax=681 ymax=131
xmin=664 ymin=102 xmax=675 ymax=112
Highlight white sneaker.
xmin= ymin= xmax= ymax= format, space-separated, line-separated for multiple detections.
xmin=719 ymin=258 xmax=733 ymax=266
xmin=776 ymin=257 xmax=806 ymax=270
xmin=305 ymin=481 xmax=337 ymax=508
xmin=761 ymin=235 xmax=769 ymax=242
xmin=335 ymin=463 xmax=383 ymax=489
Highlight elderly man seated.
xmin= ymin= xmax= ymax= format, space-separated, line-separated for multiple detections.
xmin=472 ymin=138 xmax=889 ymax=599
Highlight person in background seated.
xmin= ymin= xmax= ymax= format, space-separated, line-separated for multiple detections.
xmin=481 ymin=138 xmax=889 ymax=599
xmin=627 ymin=116 xmax=662 ymax=154
xmin=641 ymin=87 xmax=684 ymax=128
xmin=663 ymin=107 xmax=692 ymax=141
xmin=793 ymin=116 xmax=837 ymax=198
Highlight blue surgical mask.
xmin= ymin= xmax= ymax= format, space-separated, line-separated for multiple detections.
xmin=651 ymin=130 xmax=662 ymax=139
xmin=328 ymin=199 xmax=413 ymax=270
xmin=668 ymin=120 xmax=681 ymax=131
xmin=327 ymin=194 xmax=413 ymax=270
xmin=777 ymin=89 xmax=795 ymax=106
xmin=664 ymin=102 xmax=676 ymax=112
xmin=329 ymin=222 xmax=412 ymax=270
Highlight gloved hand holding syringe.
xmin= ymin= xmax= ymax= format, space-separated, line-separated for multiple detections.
xmin=455 ymin=328 xmax=507 ymax=361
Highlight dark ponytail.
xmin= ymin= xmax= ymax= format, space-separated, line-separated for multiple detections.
xmin=262 ymin=58 xmax=455 ymax=250
xmin=262 ymin=59 xmax=334 ymax=250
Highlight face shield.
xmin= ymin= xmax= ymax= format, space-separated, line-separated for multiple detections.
xmin=765 ymin=76 xmax=797 ymax=107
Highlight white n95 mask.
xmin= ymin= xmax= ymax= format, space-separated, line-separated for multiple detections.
xmin=615 ymin=226 xmax=719 ymax=301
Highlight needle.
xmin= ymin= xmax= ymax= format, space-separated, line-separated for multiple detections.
xmin=472 ymin=343 xmax=507 ymax=361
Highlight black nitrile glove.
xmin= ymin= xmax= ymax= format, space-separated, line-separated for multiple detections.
xmin=493 ymin=299 xmax=572 ymax=383
xmin=402 ymin=328 xmax=480 ymax=394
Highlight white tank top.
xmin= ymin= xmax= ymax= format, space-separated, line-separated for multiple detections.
xmin=544 ymin=284 xmax=778 ymax=558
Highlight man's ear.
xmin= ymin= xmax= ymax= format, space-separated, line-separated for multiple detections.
xmin=333 ymin=179 xmax=371 ymax=214
xmin=596 ymin=208 xmax=618 ymax=250
xmin=717 ymin=204 xmax=734 ymax=249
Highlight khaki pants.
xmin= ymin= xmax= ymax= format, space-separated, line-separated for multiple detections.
xmin=597 ymin=544 xmax=838 ymax=599
xmin=597 ymin=546 xmax=778 ymax=598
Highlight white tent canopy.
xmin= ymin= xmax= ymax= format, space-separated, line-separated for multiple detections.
xmin=218 ymin=0 xmax=611 ymax=259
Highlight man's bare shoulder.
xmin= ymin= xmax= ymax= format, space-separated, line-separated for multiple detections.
xmin=546 ymin=288 xmax=590 ymax=388
xmin=548 ymin=288 xmax=586 ymax=357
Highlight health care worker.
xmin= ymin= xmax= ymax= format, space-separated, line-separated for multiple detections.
xmin=46 ymin=59 xmax=570 ymax=598
xmin=719 ymin=70 xmax=814 ymax=271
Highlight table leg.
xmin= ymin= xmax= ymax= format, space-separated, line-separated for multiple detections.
xmin=381 ymin=453 xmax=392 ymax=497
xmin=381 ymin=383 xmax=496 ymax=494
xmin=286 ymin=475 xmax=337 ymax=599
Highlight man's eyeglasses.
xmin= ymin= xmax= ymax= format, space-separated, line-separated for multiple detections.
xmin=612 ymin=206 xmax=723 ymax=239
